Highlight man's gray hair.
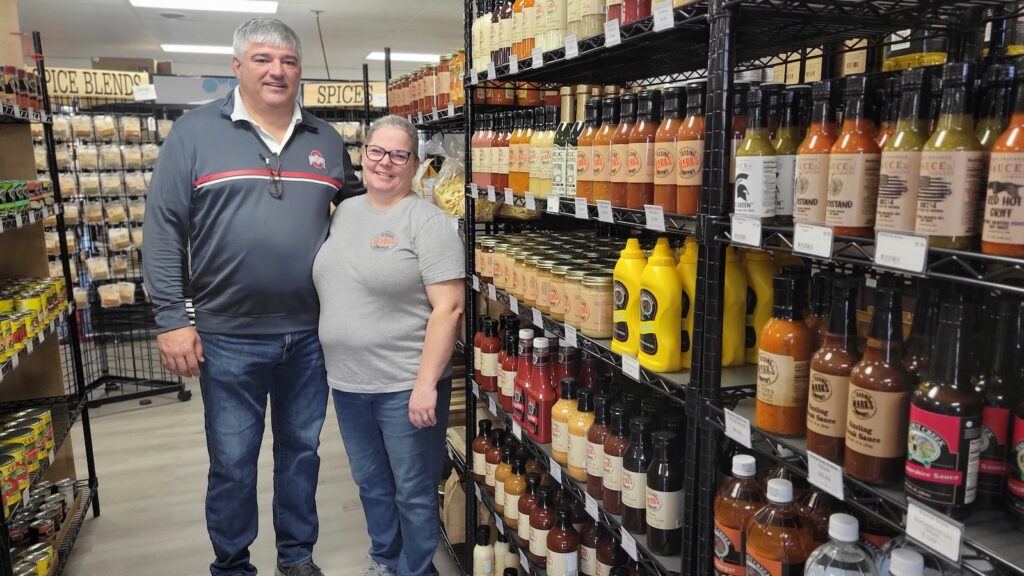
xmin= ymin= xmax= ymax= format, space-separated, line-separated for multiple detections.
xmin=367 ymin=115 xmax=420 ymax=161
xmin=233 ymin=18 xmax=302 ymax=60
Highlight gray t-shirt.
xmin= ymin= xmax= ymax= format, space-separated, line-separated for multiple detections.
xmin=313 ymin=194 xmax=465 ymax=392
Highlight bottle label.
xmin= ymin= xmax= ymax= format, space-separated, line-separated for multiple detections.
xmin=547 ymin=550 xmax=578 ymax=575
xmin=979 ymin=406 xmax=1011 ymax=494
xmin=602 ymin=454 xmax=624 ymax=490
xmin=582 ymin=0 xmax=604 ymax=16
xmin=567 ymin=147 xmax=579 ymax=195
xmin=794 ymin=153 xmax=829 ymax=224
xmin=540 ymin=146 xmax=555 ymax=179
xmin=519 ymin=513 xmax=532 ymax=542
xmin=586 ymin=440 xmax=605 ymax=476
xmin=775 ymin=154 xmax=796 ymax=217
xmin=905 ymin=404 xmax=983 ymax=507
xmin=529 ymin=147 xmax=539 ymax=176
xmin=501 ymin=18 xmax=513 ymax=49
xmin=493 ymin=259 xmax=505 ymax=283
xmin=622 ymin=469 xmax=646 ymax=508
xmin=610 ymin=143 xmax=628 ymax=183
xmin=563 ymin=428 xmax=588 ymax=469
xmin=513 ymin=386 xmax=526 ymax=420
xmin=1009 ymin=416 xmax=1024 ymax=514
xmin=501 ymin=369 xmax=517 ymax=398
xmin=638 ymin=288 xmax=660 ymax=356
xmin=983 ymin=152 xmax=1024 ymax=246
xmin=518 ymin=145 xmax=530 ymax=174
xmin=654 ymin=141 xmax=676 ymax=185
xmin=876 ymin=150 xmax=922 ymax=233
xmin=526 ymin=398 xmax=541 ymax=435
xmin=734 ymin=155 xmax=778 ymax=218
xmin=580 ymin=545 xmax=597 ymax=575
xmin=916 ymin=150 xmax=985 ymax=237
xmin=529 ymin=526 xmax=550 ymax=557
xmin=512 ymin=11 xmax=524 ymax=44
xmin=826 ymin=153 xmax=880 ymax=228
xmin=553 ymin=144 xmax=568 ymax=196
xmin=745 ymin=550 xmax=803 ymax=576
xmin=806 ymin=370 xmax=851 ymax=438
xmin=612 ymin=279 xmax=630 ymax=344
xmin=627 ymin=140 xmax=655 ymax=183
xmin=592 ymin=145 xmax=607 ymax=180
xmin=677 ymin=139 xmax=704 ymax=186
xmin=713 ymin=520 xmax=743 ymax=575
xmin=498 ymin=145 xmax=510 ymax=175
xmin=496 ymin=478 xmax=507 ymax=508
xmin=486 ymin=461 xmax=498 ymax=486
xmin=506 ymin=493 xmax=521 ymax=521
xmin=845 ymin=385 xmax=911 ymax=458
xmin=482 ymin=352 xmax=499 ymax=378
xmin=553 ymin=420 xmax=570 ymax=453
xmin=567 ymin=0 xmax=581 ymax=21
xmin=596 ymin=561 xmax=613 ymax=576
xmin=483 ymin=146 xmax=494 ymax=174
xmin=756 ymin=351 xmax=809 ymax=408
xmin=474 ymin=451 xmax=487 ymax=476
xmin=577 ymin=145 xmax=591 ymax=180
xmin=647 ymin=487 xmax=682 ymax=530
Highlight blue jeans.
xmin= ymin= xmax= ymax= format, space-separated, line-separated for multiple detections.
xmin=198 ymin=330 xmax=328 ymax=576
xmin=333 ymin=378 xmax=452 ymax=576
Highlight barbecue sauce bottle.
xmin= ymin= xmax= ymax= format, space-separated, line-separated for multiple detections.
xmin=621 ymin=417 xmax=653 ymax=534
xmin=756 ymin=275 xmax=814 ymax=437
xmin=626 ymin=90 xmax=662 ymax=209
xmin=568 ymin=390 xmax=597 ymax=482
xmin=499 ymin=329 xmax=519 ymax=412
xmin=676 ymin=81 xmax=707 ymax=216
xmin=546 ymin=508 xmax=580 ymax=576
xmin=903 ymin=284 xmax=940 ymax=380
xmin=713 ymin=454 xmax=764 ymax=576
xmin=592 ymin=95 xmax=622 ymax=203
xmin=474 ymin=419 xmax=494 ymax=484
xmin=495 ymin=444 xmax=516 ymax=513
xmin=517 ymin=472 xmax=543 ymax=549
xmin=602 ymin=404 xmax=630 ymax=514
xmin=609 ymin=93 xmax=638 ymax=207
xmin=504 ymin=458 xmax=528 ymax=529
xmin=486 ymin=428 xmax=509 ymax=495
xmin=653 ymin=86 xmax=684 ymax=213
xmin=772 ymin=85 xmax=810 ymax=225
xmin=577 ymin=97 xmax=603 ymax=202
xmin=587 ymin=394 xmax=612 ymax=498
xmin=744 ymin=479 xmax=816 ymax=576
xmin=646 ymin=431 xmax=683 ymax=555
xmin=552 ymin=377 xmax=579 ymax=464
xmin=528 ymin=485 xmax=557 ymax=567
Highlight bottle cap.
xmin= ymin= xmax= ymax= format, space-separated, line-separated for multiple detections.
xmin=479 ymin=419 xmax=492 ymax=434
xmin=490 ymin=428 xmax=507 ymax=446
xmin=685 ymin=80 xmax=707 ymax=113
xmin=561 ymin=377 xmax=578 ymax=399
xmin=889 ymin=549 xmax=925 ymax=576
xmin=766 ymin=478 xmax=793 ymax=503
xmin=637 ymin=89 xmax=662 ymax=120
xmin=559 ymin=339 xmax=569 ymax=348
xmin=844 ymin=75 xmax=868 ymax=98
xmin=732 ymin=454 xmax=757 ymax=477
xmin=619 ymin=237 xmax=646 ymax=259
xmin=533 ymin=337 xmax=549 ymax=349
xmin=577 ymin=390 xmax=593 ymax=411
xmin=475 ymin=525 xmax=491 ymax=546
xmin=648 ymin=237 xmax=676 ymax=266
xmin=869 ymin=287 xmax=903 ymax=341
xmin=620 ymin=92 xmax=638 ymax=121
xmin=811 ymin=79 xmax=833 ymax=102
xmin=941 ymin=62 xmax=971 ymax=86
xmin=504 ymin=570 xmax=519 ymax=576
xmin=497 ymin=529 xmax=508 ymax=543
xmin=629 ymin=416 xmax=651 ymax=434
xmin=653 ymin=431 xmax=676 ymax=449
xmin=746 ymin=86 xmax=764 ymax=107
xmin=519 ymin=328 xmax=535 ymax=340
xmin=662 ymin=86 xmax=684 ymax=116
xmin=828 ymin=513 xmax=859 ymax=542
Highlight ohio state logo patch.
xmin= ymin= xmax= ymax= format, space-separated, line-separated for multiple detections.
xmin=308 ymin=150 xmax=326 ymax=169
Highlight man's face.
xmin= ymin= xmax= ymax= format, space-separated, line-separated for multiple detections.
xmin=232 ymin=42 xmax=301 ymax=112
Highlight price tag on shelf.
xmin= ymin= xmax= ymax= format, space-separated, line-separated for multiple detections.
xmin=644 ymin=204 xmax=666 ymax=231
xmin=532 ymin=308 xmax=544 ymax=328
xmin=724 ymin=408 xmax=752 ymax=449
xmin=512 ymin=421 xmax=523 ymax=440
xmin=653 ymin=0 xmax=675 ymax=31
xmin=604 ymin=19 xmax=622 ymax=48
xmin=26 ymin=339 xmax=33 ymax=354
xmin=874 ymin=231 xmax=929 ymax=275
xmin=564 ymin=324 xmax=578 ymax=348
xmin=475 ymin=483 xmax=482 ymax=501
xmin=487 ymin=185 xmax=497 ymax=202
xmin=496 ymin=517 xmax=505 ymax=534
xmin=417 ymin=112 xmax=424 ymax=124
xmin=906 ymin=499 xmax=963 ymax=563
xmin=793 ymin=223 xmax=834 ymax=259
xmin=12 ymin=106 xmax=20 ymax=118
xmin=532 ymin=47 xmax=544 ymax=68
xmin=564 ymin=35 xmax=579 ymax=59
xmin=470 ymin=69 xmax=479 ymax=85
xmin=488 ymin=284 xmax=497 ymax=301
xmin=504 ymin=188 xmax=514 ymax=205
xmin=621 ymin=354 xmax=641 ymax=381
xmin=510 ymin=296 xmax=520 ymax=314
xmin=473 ymin=276 xmax=480 ymax=292
xmin=546 ymin=195 xmax=560 ymax=214
xmin=596 ymin=200 xmax=614 ymax=223
xmin=14 ymin=213 xmax=22 ymax=228
xmin=520 ymin=551 xmax=529 ymax=570
xmin=524 ymin=192 xmax=536 ymax=211
xmin=549 ymin=458 xmax=563 ymax=484
xmin=447 ymin=102 xmax=456 ymax=117
xmin=48 ymin=450 xmax=54 ymax=465
xmin=488 ymin=397 xmax=497 ymax=416
xmin=509 ymin=57 xmax=519 ymax=74
xmin=11 ymin=353 xmax=18 ymax=369
xmin=574 ymin=197 xmax=588 ymax=219
xmin=28 ymin=211 xmax=35 ymax=224
xmin=0 ymin=219 xmax=5 ymax=233
xmin=620 ymin=528 xmax=639 ymax=560
xmin=487 ymin=62 xmax=497 ymax=78
xmin=431 ymin=108 xmax=438 ymax=120
xmin=585 ymin=494 xmax=600 ymax=521
xmin=469 ymin=183 xmax=479 ymax=199
xmin=731 ymin=214 xmax=762 ymax=247
xmin=472 ymin=381 xmax=480 ymax=398
xmin=807 ymin=451 xmax=845 ymax=501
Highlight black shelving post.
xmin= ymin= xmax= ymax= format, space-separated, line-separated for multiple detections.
xmin=462 ymin=1 xmax=477 ymax=574
xmin=362 ymin=63 xmax=372 ymax=129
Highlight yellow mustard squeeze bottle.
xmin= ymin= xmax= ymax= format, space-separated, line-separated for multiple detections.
xmin=722 ymin=247 xmax=748 ymax=367
xmin=612 ymin=238 xmax=648 ymax=358
xmin=744 ymin=250 xmax=778 ymax=365
xmin=677 ymin=237 xmax=698 ymax=369
xmin=638 ymin=238 xmax=682 ymax=373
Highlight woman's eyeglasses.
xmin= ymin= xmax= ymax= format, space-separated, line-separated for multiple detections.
xmin=364 ymin=144 xmax=413 ymax=166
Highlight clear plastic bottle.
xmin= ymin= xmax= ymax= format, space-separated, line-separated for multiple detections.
xmin=804 ymin=513 xmax=880 ymax=576
xmin=878 ymin=539 xmax=943 ymax=576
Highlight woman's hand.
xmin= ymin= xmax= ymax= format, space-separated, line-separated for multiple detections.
xmin=408 ymin=384 xmax=438 ymax=429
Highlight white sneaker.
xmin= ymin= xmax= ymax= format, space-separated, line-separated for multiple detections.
xmin=363 ymin=557 xmax=397 ymax=576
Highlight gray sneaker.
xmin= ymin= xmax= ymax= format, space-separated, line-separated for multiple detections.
xmin=275 ymin=560 xmax=324 ymax=576
xmin=363 ymin=556 xmax=397 ymax=576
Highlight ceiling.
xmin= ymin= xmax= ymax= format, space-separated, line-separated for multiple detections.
xmin=17 ymin=0 xmax=466 ymax=81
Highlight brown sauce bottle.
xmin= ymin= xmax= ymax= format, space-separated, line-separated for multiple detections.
xmin=713 ymin=454 xmax=764 ymax=576
xmin=546 ymin=508 xmax=580 ymax=575
xmin=595 ymin=526 xmax=628 ymax=575
xmin=495 ymin=444 xmax=516 ymax=513
xmin=609 ymin=93 xmax=638 ymax=207
xmin=653 ymin=86 xmax=684 ymax=213
xmin=592 ymin=96 xmax=621 ymax=203
xmin=587 ymin=394 xmax=612 ymax=498
xmin=903 ymin=283 xmax=941 ymax=380
xmin=646 ymin=431 xmax=683 ymax=555
xmin=621 ymin=417 xmax=653 ymax=534
xmin=806 ymin=279 xmax=861 ymax=464
xmin=579 ymin=519 xmax=601 ymax=576
xmin=504 ymin=458 xmax=528 ymax=529
xmin=804 ymin=271 xmax=835 ymax=351
xmin=486 ymin=428 xmax=509 ymax=495
xmin=744 ymin=479 xmax=816 ymax=576
xmin=528 ymin=485 xmax=557 ymax=566
xmin=676 ymin=81 xmax=707 ymax=216
xmin=845 ymin=287 xmax=913 ymax=486
xmin=976 ymin=298 xmax=1022 ymax=508
xmin=796 ymin=487 xmax=846 ymax=546
xmin=517 ymin=472 xmax=543 ymax=550
xmin=602 ymin=404 xmax=630 ymax=514
xmin=626 ymin=90 xmax=662 ymax=209
xmin=473 ymin=419 xmax=494 ymax=483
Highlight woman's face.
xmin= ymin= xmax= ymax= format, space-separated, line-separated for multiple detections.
xmin=363 ymin=127 xmax=417 ymax=196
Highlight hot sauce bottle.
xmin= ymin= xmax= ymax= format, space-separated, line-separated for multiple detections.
xmin=713 ymin=454 xmax=763 ymax=576
xmin=1009 ymin=398 xmax=1024 ymax=530
xmin=915 ymin=63 xmax=986 ymax=250
xmin=975 ymin=298 xmax=1020 ymax=508
xmin=772 ymin=86 xmax=810 ymax=225
xmin=592 ymin=95 xmax=622 ymax=203
xmin=903 ymin=284 xmax=940 ymax=380
xmin=480 ymin=319 xmax=501 ymax=392
xmin=609 ymin=93 xmax=638 ymax=207
xmin=794 ymin=79 xmax=837 ymax=225
xmin=528 ymin=485 xmax=557 ymax=567
xmin=587 ymin=394 xmax=612 ymax=498
xmin=976 ymin=62 xmax=1014 ymax=152
xmin=621 ymin=417 xmax=653 ymax=534
xmin=734 ymin=86 xmax=777 ymax=221
xmin=577 ymin=97 xmax=603 ymax=202
xmin=513 ymin=329 xmax=535 ymax=424
xmin=474 ymin=316 xmax=487 ymax=382
xmin=602 ymin=404 xmax=630 ymax=514
xmin=744 ymin=479 xmax=816 ymax=576
xmin=552 ymin=378 xmax=579 ymax=464
xmin=646 ymin=431 xmax=682 ymax=555
xmin=499 ymin=329 xmax=519 ymax=412
xmin=486 ymin=428 xmax=509 ymax=495
xmin=729 ymin=82 xmax=751 ymax=203
xmin=510 ymin=109 xmax=532 ymax=195
xmin=526 ymin=337 xmax=557 ymax=443
xmin=653 ymin=86 xmax=684 ymax=213
xmin=473 ymin=419 xmax=494 ymax=483
xmin=875 ymin=67 xmax=931 ymax=234
xmin=490 ymin=111 xmax=508 ymax=190
xmin=676 ymin=81 xmax=707 ymax=216
xmin=569 ymin=390 xmax=597 ymax=482
xmin=622 ymin=0 xmax=651 ymax=24
xmin=845 ymin=287 xmax=913 ymax=487
xmin=755 ymin=275 xmax=814 ymax=437
xmin=504 ymin=457 xmax=528 ymax=529
xmin=826 ymin=75 xmax=880 ymax=237
xmin=875 ymin=76 xmax=901 ymax=150
xmin=905 ymin=301 xmax=984 ymax=520
xmin=495 ymin=444 xmax=516 ymax=513
xmin=518 ymin=472 xmax=543 ymax=549
xmin=806 ymin=279 xmax=861 ymax=464
xmin=983 ymin=63 xmax=1024 ymax=256
xmin=626 ymin=89 xmax=663 ymax=209
xmin=546 ymin=508 xmax=581 ymax=575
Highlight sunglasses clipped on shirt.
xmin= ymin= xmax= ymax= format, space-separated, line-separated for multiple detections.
xmin=260 ymin=152 xmax=284 ymax=199
xmin=364 ymin=144 xmax=413 ymax=166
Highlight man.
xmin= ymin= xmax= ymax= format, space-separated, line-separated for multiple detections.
xmin=143 ymin=17 xmax=363 ymax=576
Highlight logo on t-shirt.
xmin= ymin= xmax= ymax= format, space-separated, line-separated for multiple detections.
xmin=370 ymin=231 xmax=397 ymax=253
xmin=309 ymin=149 xmax=326 ymax=170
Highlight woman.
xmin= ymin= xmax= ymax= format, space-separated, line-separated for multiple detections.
xmin=313 ymin=115 xmax=465 ymax=576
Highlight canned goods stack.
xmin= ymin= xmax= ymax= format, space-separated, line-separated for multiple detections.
xmin=0 ymin=408 xmax=56 ymax=518
xmin=0 ymin=278 xmax=68 ymax=360
xmin=0 ymin=181 xmax=53 ymax=219
xmin=6 ymin=478 xmax=74 ymax=574
xmin=0 ymin=66 xmax=44 ymax=116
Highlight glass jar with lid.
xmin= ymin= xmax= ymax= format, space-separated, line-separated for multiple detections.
xmin=479 ymin=238 xmax=497 ymax=284
xmin=534 ymin=260 xmax=557 ymax=314
xmin=580 ymin=272 xmax=614 ymax=338
xmin=549 ymin=264 xmax=571 ymax=321
xmin=436 ymin=55 xmax=452 ymax=111
xmin=509 ymin=248 xmax=528 ymax=299
xmin=564 ymin=268 xmax=588 ymax=329
xmin=492 ymin=242 xmax=511 ymax=290
xmin=523 ymin=255 xmax=542 ymax=306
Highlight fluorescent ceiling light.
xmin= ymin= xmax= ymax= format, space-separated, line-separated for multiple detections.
xmin=366 ymin=52 xmax=440 ymax=63
xmin=162 ymin=44 xmax=235 ymax=54
xmin=130 ymin=0 xmax=278 ymax=13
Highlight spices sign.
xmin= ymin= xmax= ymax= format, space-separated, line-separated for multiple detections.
xmin=44 ymin=67 xmax=150 ymax=100
xmin=301 ymin=81 xmax=386 ymax=108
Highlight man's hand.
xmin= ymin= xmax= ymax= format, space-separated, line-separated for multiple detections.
xmin=157 ymin=326 xmax=204 ymax=377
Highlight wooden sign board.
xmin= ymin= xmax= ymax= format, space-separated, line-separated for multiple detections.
xmin=44 ymin=67 xmax=150 ymax=100
xmin=302 ymin=81 xmax=386 ymax=108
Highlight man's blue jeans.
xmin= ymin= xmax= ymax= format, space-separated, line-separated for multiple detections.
xmin=199 ymin=330 xmax=328 ymax=576
xmin=332 ymin=378 xmax=452 ymax=576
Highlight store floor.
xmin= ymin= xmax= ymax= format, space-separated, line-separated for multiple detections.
xmin=63 ymin=379 xmax=459 ymax=576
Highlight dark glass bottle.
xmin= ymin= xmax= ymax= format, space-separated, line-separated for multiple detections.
xmin=546 ymin=508 xmax=580 ymax=575
xmin=646 ymin=431 xmax=683 ymax=555
xmin=796 ymin=487 xmax=847 ymax=546
xmin=586 ymin=393 xmax=612 ymax=498
xmin=904 ymin=283 xmax=942 ymax=379
xmin=602 ymin=404 xmax=630 ymax=514
xmin=621 ymin=417 xmax=653 ymax=534
xmin=528 ymin=485 xmax=557 ymax=566
xmin=517 ymin=472 xmax=542 ymax=549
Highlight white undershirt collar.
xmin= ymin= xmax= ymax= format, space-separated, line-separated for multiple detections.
xmin=230 ymin=86 xmax=303 ymax=155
